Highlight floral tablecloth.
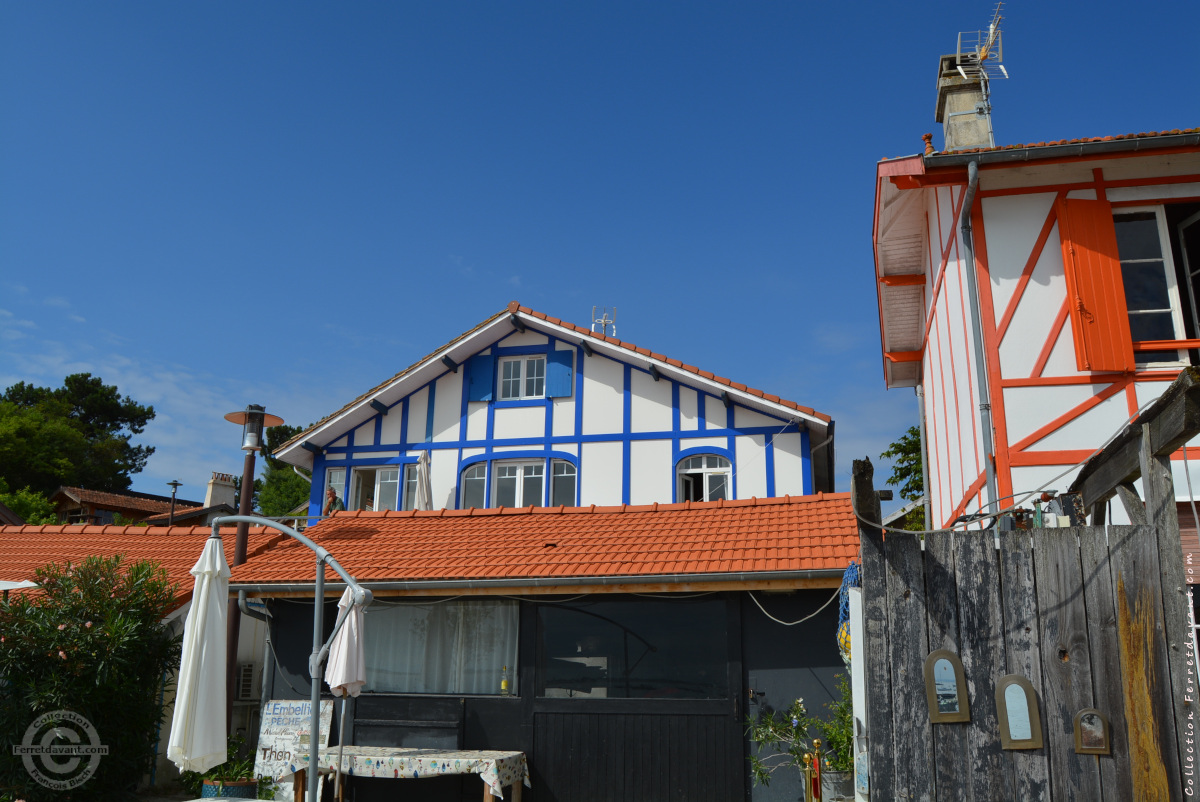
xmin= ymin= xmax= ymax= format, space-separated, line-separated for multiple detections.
xmin=285 ymin=745 xmax=530 ymax=798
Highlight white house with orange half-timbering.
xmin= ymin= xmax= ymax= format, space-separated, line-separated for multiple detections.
xmin=870 ymin=62 xmax=1200 ymax=545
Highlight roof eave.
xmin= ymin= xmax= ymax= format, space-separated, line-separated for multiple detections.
xmin=924 ymin=131 xmax=1200 ymax=168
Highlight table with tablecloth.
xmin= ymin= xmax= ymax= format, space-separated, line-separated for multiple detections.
xmin=284 ymin=744 xmax=530 ymax=801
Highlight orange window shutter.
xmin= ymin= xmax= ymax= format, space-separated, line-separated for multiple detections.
xmin=1055 ymin=197 xmax=1135 ymax=373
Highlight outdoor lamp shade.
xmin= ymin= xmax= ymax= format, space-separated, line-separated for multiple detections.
xmin=224 ymin=405 xmax=284 ymax=452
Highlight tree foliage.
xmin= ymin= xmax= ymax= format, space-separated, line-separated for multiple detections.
xmin=0 ymin=374 xmax=156 ymax=495
xmin=880 ymin=425 xmax=926 ymax=531
xmin=258 ymin=424 xmax=311 ymax=516
xmin=0 ymin=478 xmax=57 ymax=524
xmin=0 ymin=555 xmax=181 ymax=801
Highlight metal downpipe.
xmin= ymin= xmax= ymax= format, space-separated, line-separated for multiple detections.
xmin=960 ymin=160 xmax=1000 ymax=515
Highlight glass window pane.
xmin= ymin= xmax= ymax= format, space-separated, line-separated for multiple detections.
xmin=526 ymin=357 xmax=545 ymax=397
xmin=536 ymin=598 xmax=728 ymax=699
xmin=402 ymin=464 xmax=418 ymax=511
xmin=552 ymin=462 xmax=576 ymax=507
xmin=523 ymin=464 xmax=544 ymax=507
xmin=1121 ymin=261 xmax=1171 ymax=312
xmin=365 ymin=599 xmax=518 ymax=694
xmin=707 ymin=473 xmax=728 ymax=501
xmin=1114 ymin=213 xmax=1164 ymax=261
xmin=496 ymin=472 xmax=517 ymax=507
xmin=462 ymin=465 xmax=486 ymax=509
xmin=377 ymin=468 xmax=400 ymax=511
xmin=1129 ymin=311 xmax=1177 ymax=342
xmin=326 ymin=469 xmax=345 ymax=501
xmin=501 ymin=360 xmax=522 ymax=399
xmin=351 ymin=470 xmax=376 ymax=510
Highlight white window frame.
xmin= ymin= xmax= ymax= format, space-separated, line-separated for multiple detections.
xmin=401 ymin=463 xmax=418 ymax=511
xmin=325 ymin=468 xmax=346 ymax=503
xmin=498 ymin=355 xmax=547 ymax=400
xmin=493 ymin=460 xmax=544 ymax=508
xmin=1114 ymin=205 xmax=1188 ymax=368
xmin=350 ymin=466 xmax=401 ymax=511
xmin=550 ymin=459 xmax=577 ymax=507
xmin=676 ymin=455 xmax=731 ymax=502
xmin=461 ymin=464 xmax=487 ymax=509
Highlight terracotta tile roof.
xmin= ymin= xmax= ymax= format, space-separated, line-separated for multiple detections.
xmin=54 ymin=486 xmax=203 ymax=515
xmin=230 ymin=494 xmax=857 ymax=587
xmin=279 ymin=302 xmax=830 ymax=455
xmin=0 ymin=524 xmax=281 ymax=610
xmin=942 ymin=127 xmax=1200 ymax=156
xmin=142 ymin=504 xmax=237 ymax=525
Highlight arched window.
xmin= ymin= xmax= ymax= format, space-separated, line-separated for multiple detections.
xmin=677 ymin=455 xmax=731 ymax=502
xmin=461 ymin=464 xmax=487 ymax=509
xmin=459 ymin=457 xmax=578 ymax=509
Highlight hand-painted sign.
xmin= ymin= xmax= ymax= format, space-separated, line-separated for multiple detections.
xmin=253 ymin=699 xmax=333 ymax=801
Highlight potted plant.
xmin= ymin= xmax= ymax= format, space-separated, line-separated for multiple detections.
xmin=179 ymin=734 xmax=274 ymax=799
xmin=747 ymin=674 xmax=854 ymax=801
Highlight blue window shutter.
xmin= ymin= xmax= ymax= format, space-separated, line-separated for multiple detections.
xmin=546 ymin=350 xmax=573 ymax=398
xmin=467 ymin=355 xmax=494 ymax=401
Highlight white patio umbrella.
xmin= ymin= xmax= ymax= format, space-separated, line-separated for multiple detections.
xmin=325 ymin=587 xmax=366 ymax=798
xmin=167 ymin=534 xmax=231 ymax=773
xmin=416 ymin=450 xmax=433 ymax=511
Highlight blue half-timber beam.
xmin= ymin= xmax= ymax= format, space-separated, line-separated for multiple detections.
xmin=369 ymin=400 xmax=389 ymax=415
xmin=442 ymin=356 xmax=459 ymax=373
xmin=301 ymin=441 xmax=323 ymax=456
xmin=509 ymin=314 xmax=526 ymax=333
xmin=579 ymin=340 xmax=593 ymax=357
xmin=648 ymin=364 xmax=661 ymax=382
xmin=721 ymin=391 xmax=733 ymax=409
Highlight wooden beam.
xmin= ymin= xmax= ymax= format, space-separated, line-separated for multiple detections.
xmin=879 ymin=274 xmax=927 ymax=287
xmin=884 ymin=350 xmax=923 ymax=363
xmin=1114 ymin=482 xmax=1147 ymax=525
xmin=1069 ymin=366 xmax=1200 ymax=509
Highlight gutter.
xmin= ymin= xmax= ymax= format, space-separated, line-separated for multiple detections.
xmin=231 ymin=568 xmax=847 ymax=595
xmin=926 ymin=132 xmax=1200 ymax=168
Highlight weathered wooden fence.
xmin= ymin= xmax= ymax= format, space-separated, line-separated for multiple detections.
xmin=857 ymin=368 xmax=1200 ymax=801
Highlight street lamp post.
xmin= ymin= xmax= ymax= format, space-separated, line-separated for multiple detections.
xmin=222 ymin=404 xmax=284 ymax=732
xmin=167 ymin=480 xmax=182 ymax=526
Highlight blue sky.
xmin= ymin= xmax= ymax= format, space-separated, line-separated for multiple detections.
xmin=2 ymin=2 xmax=1196 ymax=506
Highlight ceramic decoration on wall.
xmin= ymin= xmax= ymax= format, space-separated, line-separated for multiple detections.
xmin=995 ymin=675 xmax=1043 ymax=750
xmin=924 ymin=650 xmax=970 ymax=723
xmin=1073 ymin=708 xmax=1110 ymax=755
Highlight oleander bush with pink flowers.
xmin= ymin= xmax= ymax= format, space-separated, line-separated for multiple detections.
xmin=0 ymin=555 xmax=180 ymax=801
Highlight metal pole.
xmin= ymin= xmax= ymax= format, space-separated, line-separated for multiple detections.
xmin=226 ymin=450 xmax=257 ymax=733
xmin=308 ymin=557 xmax=326 ymax=802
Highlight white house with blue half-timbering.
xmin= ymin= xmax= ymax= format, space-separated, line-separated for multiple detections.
xmin=274 ymin=301 xmax=835 ymax=513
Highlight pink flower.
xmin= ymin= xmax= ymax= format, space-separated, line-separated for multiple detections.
xmin=58 ymin=624 xmax=67 ymax=630
xmin=58 ymin=650 xmax=67 ymax=660
xmin=85 ymin=621 xmax=93 ymax=628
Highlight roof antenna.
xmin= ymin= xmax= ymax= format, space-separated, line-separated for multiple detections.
xmin=592 ymin=306 xmax=617 ymax=338
xmin=953 ymin=2 xmax=1009 ymax=148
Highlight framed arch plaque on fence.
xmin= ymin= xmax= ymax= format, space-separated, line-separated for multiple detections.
xmin=924 ymin=650 xmax=970 ymax=723
xmin=995 ymin=675 xmax=1043 ymax=749
xmin=1073 ymin=708 xmax=1110 ymax=755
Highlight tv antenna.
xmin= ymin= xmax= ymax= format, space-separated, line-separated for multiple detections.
xmin=955 ymin=2 xmax=1009 ymax=147
xmin=592 ymin=306 xmax=617 ymax=338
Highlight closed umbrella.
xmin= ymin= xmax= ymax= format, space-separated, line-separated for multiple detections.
xmin=167 ymin=534 xmax=231 ymax=773
xmin=416 ymin=450 xmax=433 ymax=511
xmin=326 ymin=587 xmax=366 ymax=798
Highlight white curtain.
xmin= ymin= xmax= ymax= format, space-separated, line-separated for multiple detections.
xmin=363 ymin=599 xmax=519 ymax=694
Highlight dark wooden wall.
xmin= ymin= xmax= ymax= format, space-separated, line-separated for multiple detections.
xmin=860 ymin=521 xmax=1189 ymax=801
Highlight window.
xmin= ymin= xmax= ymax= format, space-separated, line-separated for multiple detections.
xmin=364 ymin=599 xmax=519 ymax=694
xmin=350 ymin=467 xmax=399 ymax=511
xmin=495 ymin=462 xmax=543 ymax=507
xmin=551 ymin=460 xmax=576 ymax=506
xmin=401 ymin=464 xmax=418 ymax=511
xmin=536 ymin=597 xmax=729 ymax=699
xmin=499 ymin=356 xmax=546 ymax=400
xmin=325 ymin=468 xmax=346 ymax=504
xmin=461 ymin=464 xmax=486 ymax=509
xmin=1113 ymin=208 xmax=1188 ymax=365
xmin=677 ymin=455 xmax=731 ymax=502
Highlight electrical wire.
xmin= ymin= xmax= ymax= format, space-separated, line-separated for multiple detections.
xmin=747 ymin=586 xmax=840 ymax=626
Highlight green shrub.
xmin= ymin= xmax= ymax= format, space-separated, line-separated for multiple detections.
xmin=0 ymin=555 xmax=181 ymax=801
xmin=747 ymin=672 xmax=854 ymax=785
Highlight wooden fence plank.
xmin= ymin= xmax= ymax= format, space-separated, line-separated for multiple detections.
xmin=885 ymin=531 xmax=933 ymax=802
xmin=1033 ymin=527 xmax=1102 ymax=800
xmin=853 ymin=459 xmax=894 ymax=802
xmin=925 ymin=530 xmax=971 ymax=802
xmin=954 ymin=530 xmax=1010 ymax=800
xmin=998 ymin=529 xmax=1050 ymax=802
xmin=1140 ymin=441 xmax=1191 ymax=791
xmin=1078 ymin=525 xmax=1133 ymax=801
xmin=1109 ymin=524 xmax=1181 ymax=800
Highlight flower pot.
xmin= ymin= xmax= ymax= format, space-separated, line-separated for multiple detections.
xmin=820 ymin=770 xmax=854 ymax=801
xmin=201 ymin=778 xmax=258 ymax=798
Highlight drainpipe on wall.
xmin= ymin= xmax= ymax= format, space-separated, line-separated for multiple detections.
xmin=960 ymin=160 xmax=1000 ymax=516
